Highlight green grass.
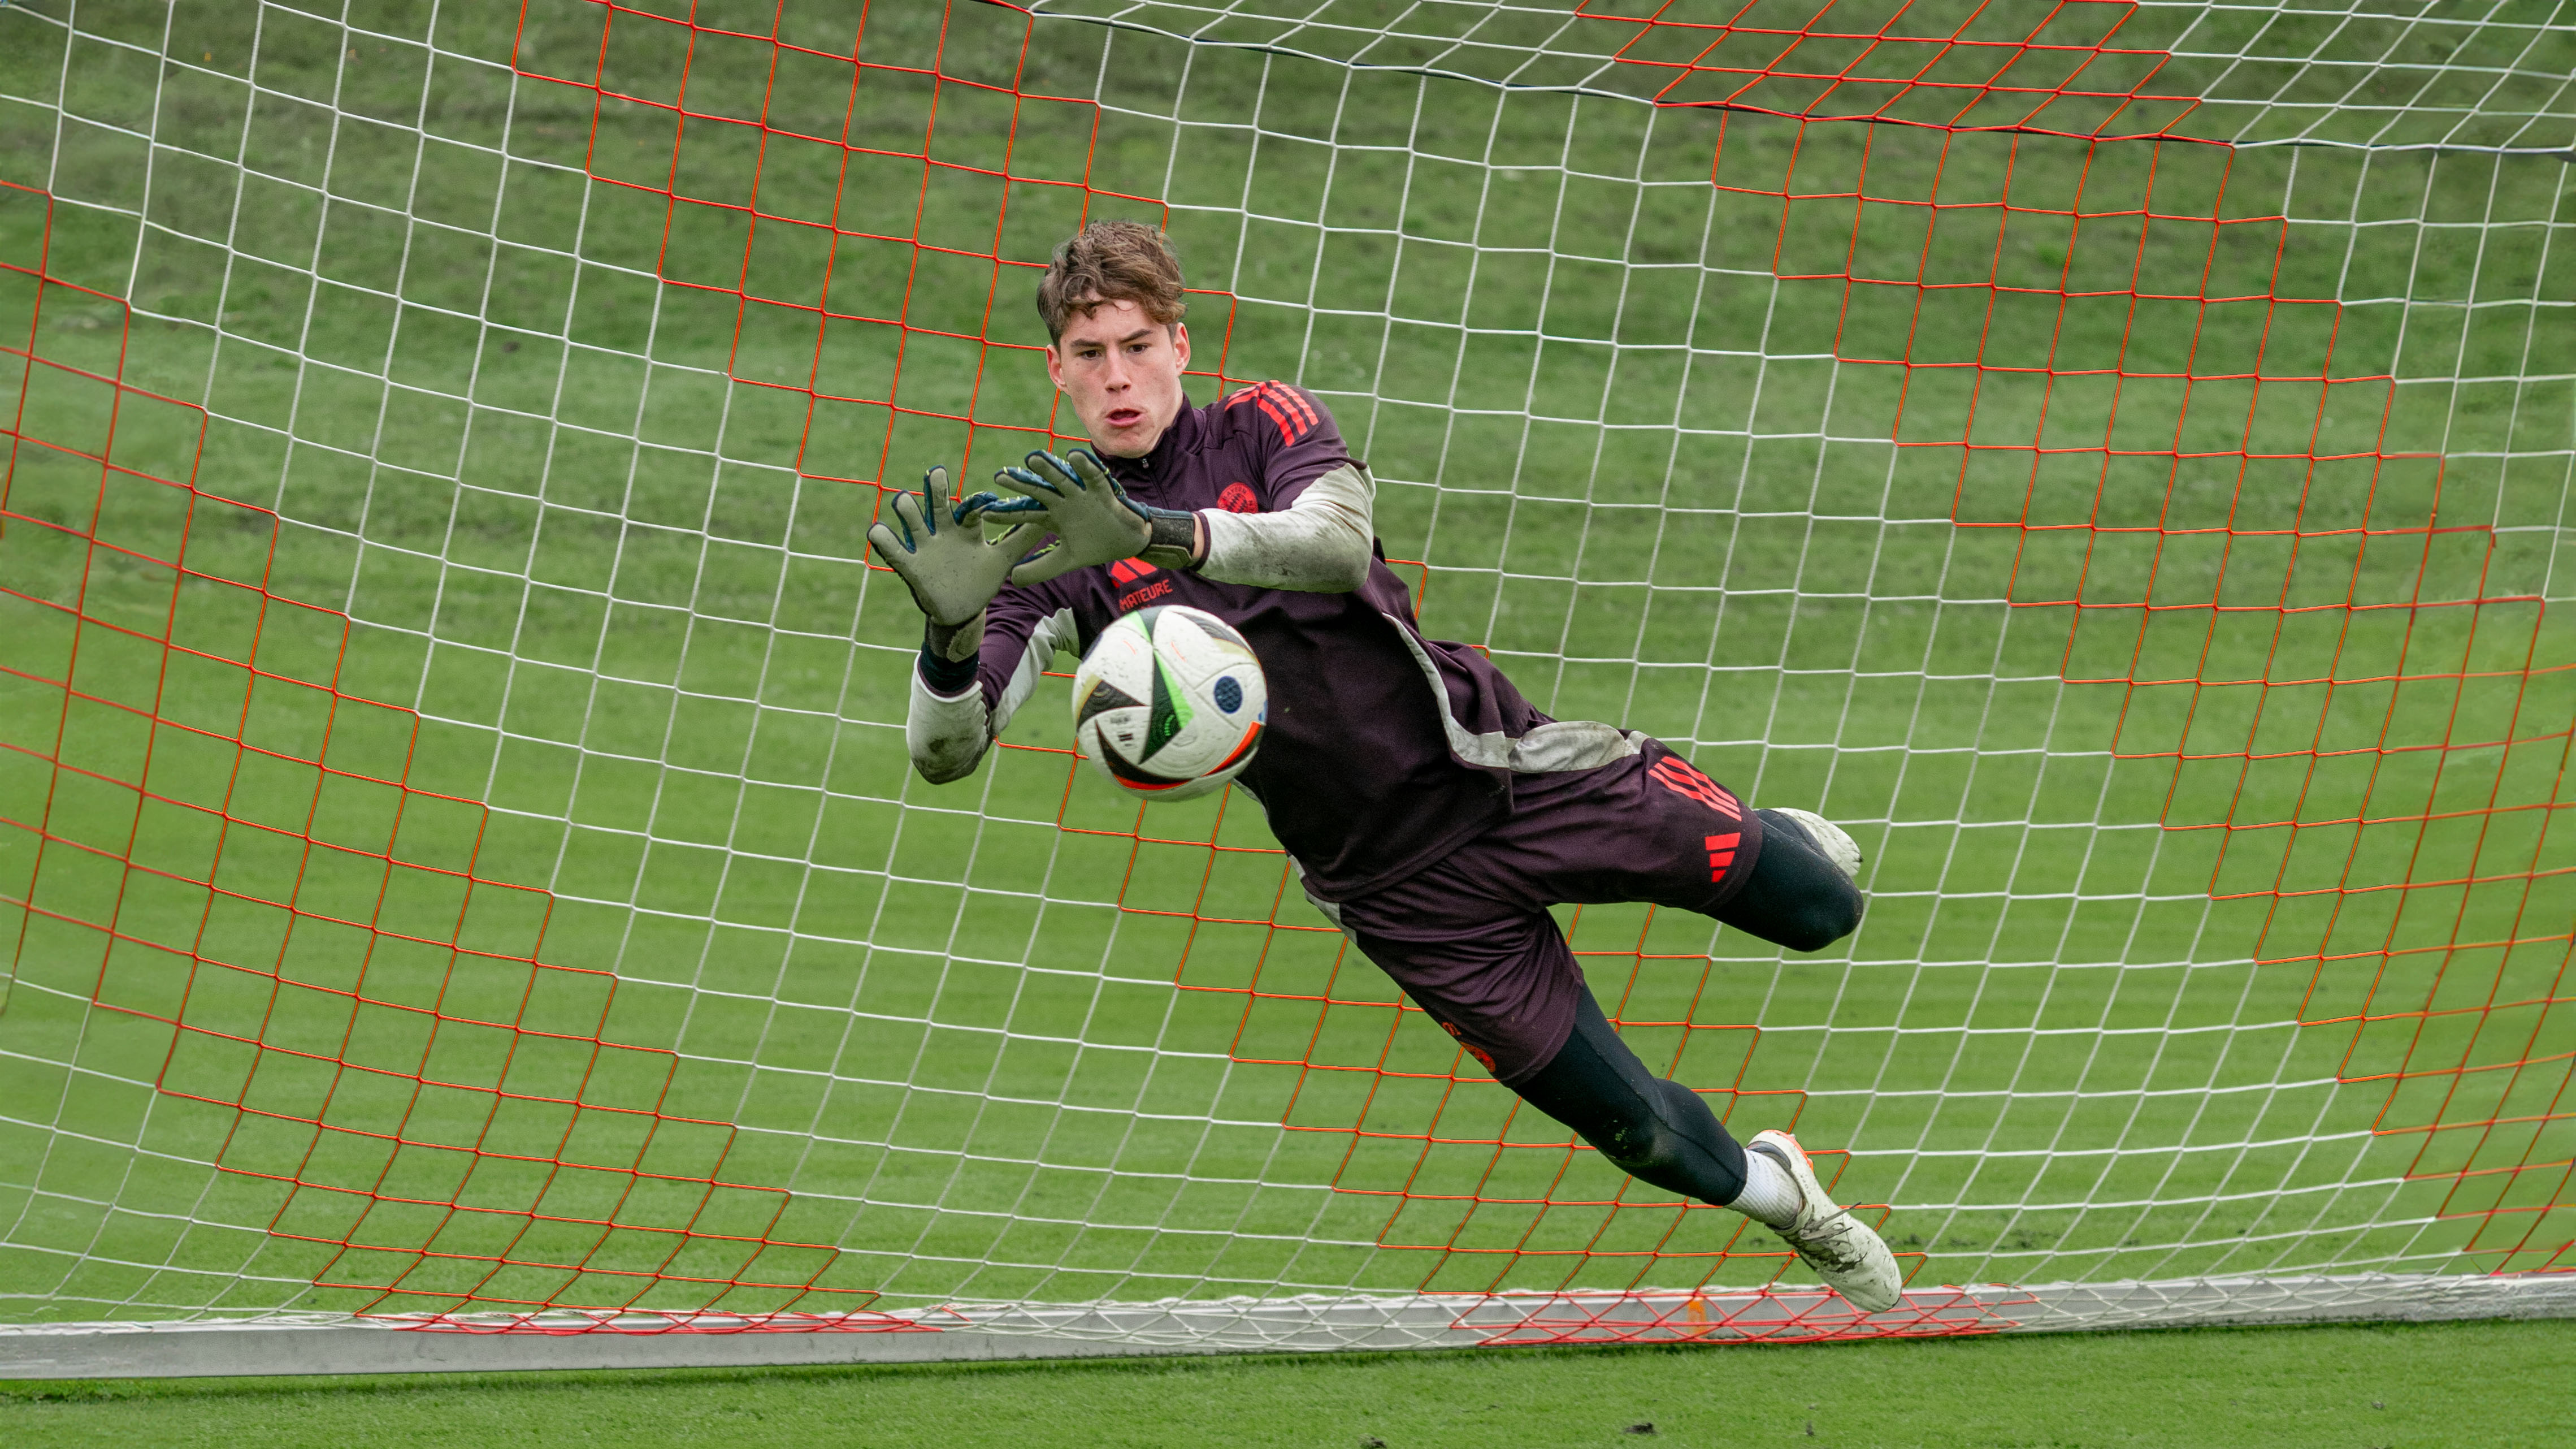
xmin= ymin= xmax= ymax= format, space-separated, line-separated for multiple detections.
xmin=8 ymin=1318 xmax=2575 ymax=1447
xmin=1 ymin=0 xmax=2570 ymax=1332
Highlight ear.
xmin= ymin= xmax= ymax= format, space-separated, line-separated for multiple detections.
xmin=1170 ymin=322 xmax=1191 ymax=372
xmin=1044 ymin=342 xmax=1066 ymax=391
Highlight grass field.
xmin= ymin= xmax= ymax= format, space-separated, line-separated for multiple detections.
xmin=2 ymin=0 xmax=2570 ymax=1336
xmin=7 ymin=1318 xmax=2575 ymax=1447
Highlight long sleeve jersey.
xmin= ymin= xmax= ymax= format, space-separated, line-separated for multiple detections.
xmin=907 ymin=382 xmax=1646 ymax=902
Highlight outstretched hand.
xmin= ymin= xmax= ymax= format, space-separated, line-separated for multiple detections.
xmin=864 ymin=465 xmax=1031 ymax=627
xmin=986 ymin=449 xmax=1152 ymax=586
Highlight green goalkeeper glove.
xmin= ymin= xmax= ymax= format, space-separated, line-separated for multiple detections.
xmin=985 ymin=448 xmax=1201 ymax=586
xmin=864 ymin=465 xmax=1031 ymax=628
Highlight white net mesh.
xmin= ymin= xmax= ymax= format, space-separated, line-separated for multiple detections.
xmin=1 ymin=0 xmax=2569 ymax=1356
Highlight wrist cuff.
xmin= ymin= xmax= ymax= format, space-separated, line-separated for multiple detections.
xmin=917 ymin=648 xmax=979 ymax=695
xmin=917 ymin=624 xmax=981 ymax=695
xmin=1140 ymin=507 xmax=1204 ymax=570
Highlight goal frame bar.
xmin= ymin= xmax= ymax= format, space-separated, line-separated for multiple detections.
xmin=4 ymin=1274 xmax=2570 ymax=1379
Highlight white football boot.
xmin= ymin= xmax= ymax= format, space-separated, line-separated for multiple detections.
xmin=1748 ymin=1129 xmax=1902 ymax=1313
xmin=1767 ymin=807 xmax=1862 ymax=880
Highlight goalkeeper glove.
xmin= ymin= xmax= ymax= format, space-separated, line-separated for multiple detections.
xmin=864 ymin=465 xmax=1031 ymax=628
xmin=982 ymin=448 xmax=1202 ymax=586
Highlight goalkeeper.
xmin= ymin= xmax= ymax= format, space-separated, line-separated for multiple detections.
xmin=869 ymin=222 xmax=1901 ymax=1313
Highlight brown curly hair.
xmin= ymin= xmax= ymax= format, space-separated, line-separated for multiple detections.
xmin=1035 ymin=220 xmax=1187 ymax=341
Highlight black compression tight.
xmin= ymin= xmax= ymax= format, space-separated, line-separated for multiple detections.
xmin=1516 ymin=988 xmax=1753 ymax=1205
xmin=1511 ymin=808 xmax=1865 ymax=1207
xmin=1714 ymin=809 xmax=1867 ymax=953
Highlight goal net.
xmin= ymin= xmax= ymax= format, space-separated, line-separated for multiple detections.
xmin=3 ymin=0 xmax=2571 ymax=1368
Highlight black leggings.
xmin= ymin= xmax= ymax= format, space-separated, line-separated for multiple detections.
xmin=1512 ymin=809 xmax=1863 ymax=1206
xmin=1713 ymin=809 xmax=1866 ymax=952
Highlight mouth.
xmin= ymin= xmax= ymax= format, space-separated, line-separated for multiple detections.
xmin=1104 ymin=407 xmax=1144 ymax=427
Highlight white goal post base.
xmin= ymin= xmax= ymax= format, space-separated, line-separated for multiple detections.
xmin=5 ymin=1275 xmax=2569 ymax=1380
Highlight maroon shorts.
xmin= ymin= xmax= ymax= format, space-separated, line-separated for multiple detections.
xmin=1320 ymin=740 xmax=1767 ymax=1085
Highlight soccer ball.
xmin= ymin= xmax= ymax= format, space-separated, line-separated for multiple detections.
xmin=1070 ymin=605 xmax=1267 ymax=801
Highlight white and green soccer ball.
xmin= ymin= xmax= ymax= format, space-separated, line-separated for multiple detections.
xmin=1070 ymin=605 xmax=1267 ymax=801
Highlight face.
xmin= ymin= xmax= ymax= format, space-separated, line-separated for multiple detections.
xmin=1045 ymin=298 xmax=1191 ymax=458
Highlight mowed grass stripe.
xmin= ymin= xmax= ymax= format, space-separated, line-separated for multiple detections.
xmin=6 ymin=1319 xmax=2574 ymax=1448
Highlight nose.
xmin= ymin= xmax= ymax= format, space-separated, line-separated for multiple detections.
xmin=1099 ymin=351 xmax=1129 ymax=391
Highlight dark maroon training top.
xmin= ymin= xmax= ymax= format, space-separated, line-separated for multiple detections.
xmin=965 ymin=383 xmax=1547 ymax=901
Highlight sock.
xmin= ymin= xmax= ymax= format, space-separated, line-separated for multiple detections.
xmin=1727 ymin=1143 xmax=1803 ymax=1229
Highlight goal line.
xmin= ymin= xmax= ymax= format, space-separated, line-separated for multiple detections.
xmin=2 ymin=0 xmax=2569 ymax=1373
xmin=7 ymin=1272 xmax=2574 ymax=1379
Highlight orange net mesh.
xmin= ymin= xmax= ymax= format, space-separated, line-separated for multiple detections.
xmin=1 ymin=0 xmax=2567 ymax=1344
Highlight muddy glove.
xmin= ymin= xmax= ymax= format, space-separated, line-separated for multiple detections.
xmin=983 ymin=448 xmax=1201 ymax=586
xmin=865 ymin=465 xmax=1030 ymax=627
